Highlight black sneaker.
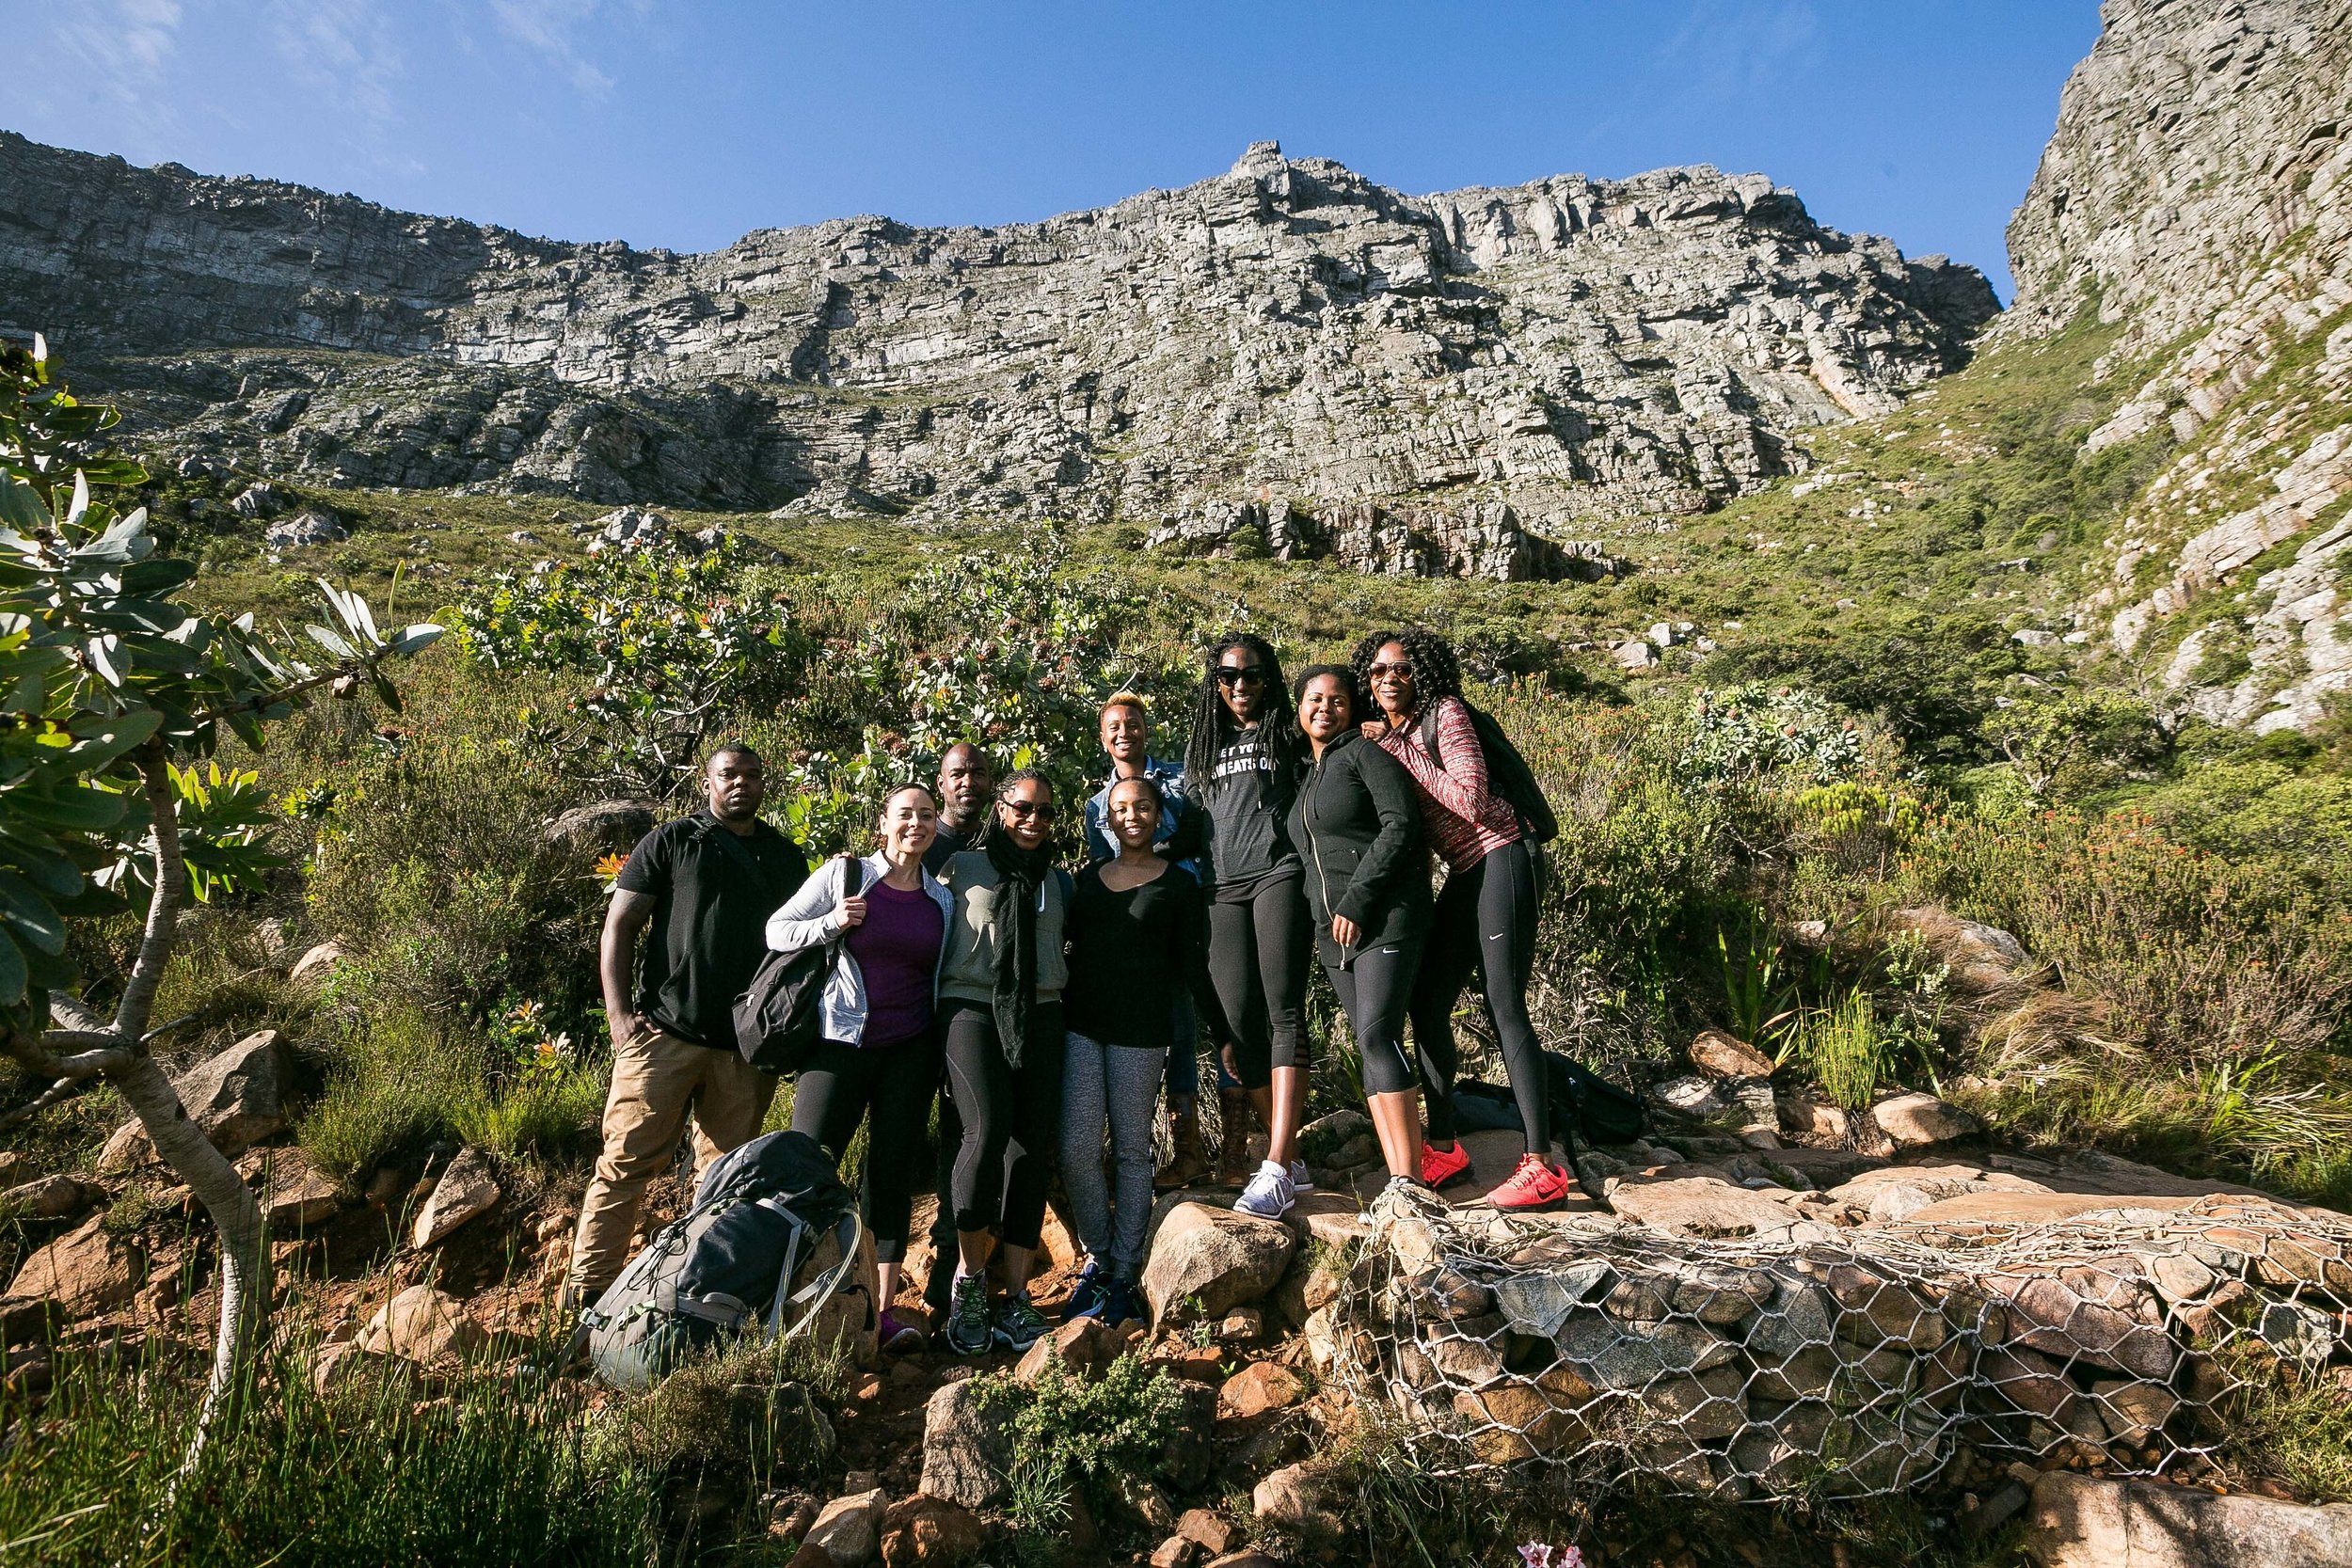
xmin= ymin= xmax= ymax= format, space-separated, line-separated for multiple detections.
xmin=1064 ymin=1259 xmax=1107 ymax=1322
xmin=1102 ymin=1278 xmax=1147 ymax=1328
xmin=993 ymin=1292 xmax=1049 ymax=1351
xmin=946 ymin=1275 xmax=993 ymax=1356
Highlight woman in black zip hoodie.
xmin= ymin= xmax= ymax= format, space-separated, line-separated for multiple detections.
xmin=1288 ymin=664 xmax=1433 ymax=1193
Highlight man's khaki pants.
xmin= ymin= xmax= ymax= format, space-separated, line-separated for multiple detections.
xmin=565 ymin=1022 xmax=776 ymax=1304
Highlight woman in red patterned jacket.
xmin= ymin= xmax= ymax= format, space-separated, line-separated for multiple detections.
xmin=1350 ymin=627 xmax=1570 ymax=1212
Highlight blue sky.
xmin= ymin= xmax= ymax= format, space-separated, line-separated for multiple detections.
xmin=4 ymin=1 xmax=2100 ymax=299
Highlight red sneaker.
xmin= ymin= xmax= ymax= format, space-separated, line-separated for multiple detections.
xmin=1486 ymin=1153 xmax=1570 ymax=1212
xmin=1420 ymin=1140 xmax=1473 ymax=1190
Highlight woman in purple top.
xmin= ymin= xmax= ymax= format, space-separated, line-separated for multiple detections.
xmin=765 ymin=784 xmax=955 ymax=1353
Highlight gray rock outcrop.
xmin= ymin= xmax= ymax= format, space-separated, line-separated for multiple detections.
xmin=0 ymin=133 xmax=1993 ymax=573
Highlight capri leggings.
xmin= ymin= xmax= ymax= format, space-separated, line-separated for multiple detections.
xmin=791 ymin=1032 xmax=940 ymax=1262
xmin=1408 ymin=838 xmax=1545 ymax=1150
xmin=941 ymin=997 xmax=1066 ymax=1252
xmin=1206 ymin=870 xmax=1311 ymax=1089
xmin=1324 ymin=938 xmax=1421 ymax=1098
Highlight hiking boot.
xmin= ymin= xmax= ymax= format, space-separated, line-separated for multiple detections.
xmin=993 ymin=1293 xmax=1049 ymax=1351
xmin=1064 ymin=1259 xmax=1107 ymax=1322
xmin=1216 ymin=1087 xmax=1257 ymax=1189
xmin=879 ymin=1307 xmax=927 ymax=1355
xmin=1233 ymin=1160 xmax=1295 ymax=1220
xmin=1420 ymin=1139 xmax=1473 ymax=1190
xmin=1154 ymin=1104 xmax=1213 ymax=1193
xmin=1101 ymin=1278 xmax=1146 ymax=1327
xmin=1487 ymin=1153 xmax=1570 ymax=1213
xmin=946 ymin=1275 xmax=993 ymax=1356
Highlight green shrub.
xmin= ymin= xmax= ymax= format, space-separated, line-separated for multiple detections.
xmin=1791 ymin=988 xmax=1889 ymax=1111
xmin=971 ymin=1354 xmax=1188 ymax=1518
xmin=297 ymin=1008 xmax=475 ymax=1184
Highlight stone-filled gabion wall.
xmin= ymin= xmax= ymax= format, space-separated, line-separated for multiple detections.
xmin=1331 ymin=1189 xmax=2352 ymax=1500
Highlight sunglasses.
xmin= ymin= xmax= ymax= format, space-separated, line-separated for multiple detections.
xmin=1368 ymin=661 xmax=1415 ymax=679
xmin=1002 ymin=799 xmax=1056 ymax=820
xmin=1214 ymin=665 xmax=1265 ymax=687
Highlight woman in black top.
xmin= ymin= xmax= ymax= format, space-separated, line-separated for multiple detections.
xmin=1181 ymin=633 xmax=1313 ymax=1220
xmin=1290 ymin=666 xmax=1432 ymax=1191
xmin=1059 ymin=778 xmax=1226 ymax=1324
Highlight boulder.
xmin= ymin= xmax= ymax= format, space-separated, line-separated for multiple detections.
xmin=805 ymin=1486 xmax=887 ymax=1565
xmin=1887 ymin=907 xmax=2032 ymax=994
xmin=917 ymin=1379 xmax=1010 ymax=1511
xmin=544 ymin=800 xmax=658 ymax=857
xmin=1013 ymin=1318 xmax=1120 ymax=1384
xmin=1603 ymin=1175 xmax=1805 ymax=1240
xmin=1151 ymin=1536 xmax=1203 ymax=1568
xmin=168 ymin=1030 xmax=296 ymax=1156
xmin=2022 ymin=1470 xmax=2352 ymax=1567
xmin=0 ymin=1151 xmax=24 ymax=1185
xmin=1178 ymin=1510 xmax=1242 ymax=1556
xmin=6 ymin=1216 xmax=143 ymax=1316
xmin=1251 ymin=1462 xmax=1341 ymax=1536
xmin=96 ymin=1119 xmax=154 ymax=1174
xmin=2 ymin=1174 xmax=106 ymax=1221
xmin=1141 ymin=1203 xmax=1295 ymax=1324
xmin=1217 ymin=1361 xmax=1304 ymax=1419
xmin=411 ymin=1147 xmax=501 ymax=1247
xmin=264 ymin=508 xmax=349 ymax=549
xmin=0 ymin=1295 xmax=64 ymax=1346
xmin=1689 ymin=1029 xmax=1774 ymax=1080
xmin=1650 ymin=1075 xmax=1736 ymax=1123
xmin=290 ymin=940 xmax=354 ymax=989
xmin=356 ymin=1284 xmax=485 ymax=1363
xmin=249 ymin=1148 xmax=342 ymax=1227
xmin=1871 ymin=1092 xmax=1978 ymax=1148
xmin=879 ymin=1494 xmax=984 ymax=1566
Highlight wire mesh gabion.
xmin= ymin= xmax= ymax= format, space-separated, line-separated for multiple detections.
xmin=1325 ymin=1186 xmax=2352 ymax=1501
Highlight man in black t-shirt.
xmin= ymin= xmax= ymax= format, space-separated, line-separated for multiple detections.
xmin=564 ymin=744 xmax=810 ymax=1307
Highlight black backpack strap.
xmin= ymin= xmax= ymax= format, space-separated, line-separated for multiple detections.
xmin=705 ymin=820 xmax=787 ymax=905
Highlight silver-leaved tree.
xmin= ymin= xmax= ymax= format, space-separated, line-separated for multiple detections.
xmin=0 ymin=335 xmax=440 ymax=1466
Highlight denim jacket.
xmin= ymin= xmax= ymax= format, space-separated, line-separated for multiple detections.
xmin=1082 ymin=755 xmax=1193 ymax=868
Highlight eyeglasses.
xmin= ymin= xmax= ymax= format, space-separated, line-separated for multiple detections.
xmin=1214 ymin=666 xmax=1265 ymax=687
xmin=1368 ymin=661 xmax=1415 ymax=679
xmin=1002 ymin=800 xmax=1056 ymax=820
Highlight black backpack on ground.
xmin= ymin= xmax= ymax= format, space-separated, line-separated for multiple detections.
xmin=1418 ymin=699 xmax=1560 ymax=843
xmin=733 ymin=857 xmax=865 ymax=1074
xmin=1452 ymin=1051 xmax=1645 ymax=1148
xmin=582 ymin=1129 xmax=869 ymax=1390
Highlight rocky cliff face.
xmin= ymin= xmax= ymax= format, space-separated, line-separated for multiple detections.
xmin=0 ymin=132 xmax=1993 ymax=578
xmin=2005 ymin=0 xmax=2352 ymax=729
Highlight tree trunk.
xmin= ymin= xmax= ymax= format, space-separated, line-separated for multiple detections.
xmin=110 ymin=1052 xmax=270 ymax=1471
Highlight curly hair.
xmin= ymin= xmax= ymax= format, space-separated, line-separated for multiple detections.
xmin=1183 ymin=632 xmax=1301 ymax=791
xmin=1348 ymin=626 xmax=1461 ymax=722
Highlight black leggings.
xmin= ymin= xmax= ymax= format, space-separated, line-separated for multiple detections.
xmin=1409 ymin=839 xmax=1545 ymax=1150
xmin=1207 ymin=873 xmax=1311 ymax=1089
xmin=1325 ymin=938 xmax=1421 ymax=1098
xmin=941 ymin=998 xmax=1066 ymax=1253
xmin=791 ymin=1032 xmax=941 ymax=1262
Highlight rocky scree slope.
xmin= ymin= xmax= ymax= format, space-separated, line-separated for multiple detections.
xmin=0 ymin=134 xmax=1991 ymax=578
xmin=2002 ymin=0 xmax=2352 ymax=731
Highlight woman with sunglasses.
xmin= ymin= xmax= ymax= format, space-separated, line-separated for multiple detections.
xmin=764 ymin=783 xmax=954 ymax=1354
xmin=1181 ymin=633 xmax=1313 ymax=1219
xmin=1351 ymin=628 xmax=1569 ymax=1212
xmin=1289 ymin=666 xmax=1432 ymax=1200
xmin=935 ymin=769 xmax=1074 ymax=1354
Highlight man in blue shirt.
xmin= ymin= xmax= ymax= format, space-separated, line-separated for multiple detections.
xmin=1083 ymin=694 xmax=1251 ymax=1190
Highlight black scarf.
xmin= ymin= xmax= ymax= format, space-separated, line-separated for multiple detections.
xmin=986 ymin=833 xmax=1056 ymax=1069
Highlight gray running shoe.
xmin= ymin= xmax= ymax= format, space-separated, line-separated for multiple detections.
xmin=993 ymin=1292 xmax=1049 ymax=1351
xmin=946 ymin=1275 xmax=993 ymax=1356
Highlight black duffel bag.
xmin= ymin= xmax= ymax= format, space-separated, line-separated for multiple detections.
xmin=732 ymin=856 xmax=865 ymax=1074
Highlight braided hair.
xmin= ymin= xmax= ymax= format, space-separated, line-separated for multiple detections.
xmin=977 ymin=768 xmax=1055 ymax=849
xmin=1348 ymin=626 xmax=1461 ymax=724
xmin=1183 ymin=633 xmax=1301 ymax=792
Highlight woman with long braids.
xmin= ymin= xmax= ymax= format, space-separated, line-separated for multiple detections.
xmin=1181 ymin=633 xmax=1313 ymax=1219
xmin=1352 ymin=627 xmax=1570 ymax=1212
xmin=1288 ymin=666 xmax=1432 ymax=1198
xmin=764 ymin=783 xmax=954 ymax=1354
xmin=935 ymin=770 xmax=1073 ymax=1354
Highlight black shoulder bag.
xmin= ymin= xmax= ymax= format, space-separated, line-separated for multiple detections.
xmin=733 ymin=857 xmax=866 ymax=1074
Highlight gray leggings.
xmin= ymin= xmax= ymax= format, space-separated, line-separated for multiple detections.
xmin=1058 ymin=1030 xmax=1166 ymax=1281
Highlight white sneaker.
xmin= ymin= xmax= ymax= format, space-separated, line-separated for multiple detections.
xmin=1288 ymin=1158 xmax=1316 ymax=1193
xmin=1234 ymin=1160 xmax=1295 ymax=1219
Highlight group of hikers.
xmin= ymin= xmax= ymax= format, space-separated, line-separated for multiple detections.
xmin=560 ymin=627 xmax=1567 ymax=1360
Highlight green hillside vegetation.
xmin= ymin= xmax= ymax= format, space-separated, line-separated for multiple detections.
xmin=8 ymin=285 xmax=2352 ymax=1564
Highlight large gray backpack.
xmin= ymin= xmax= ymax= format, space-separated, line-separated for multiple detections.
xmin=583 ymin=1129 xmax=872 ymax=1391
